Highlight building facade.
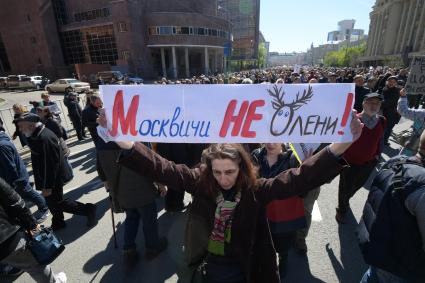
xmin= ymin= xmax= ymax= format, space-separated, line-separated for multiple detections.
xmin=218 ymin=0 xmax=260 ymax=63
xmin=327 ymin=19 xmax=365 ymax=43
xmin=0 ymin=0 xmax=231 ymax=79
xmin=361 ymin=0 xmax=425 ymax=66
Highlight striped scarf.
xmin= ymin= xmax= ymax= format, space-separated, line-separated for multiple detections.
xmin=207 ymin=191 xmax=241 ymax=256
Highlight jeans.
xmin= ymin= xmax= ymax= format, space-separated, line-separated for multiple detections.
xmin=297 ymin=187 xmax=320 ymax=242
xmin=16 ymin=184 xmax=48 ymax=212
xmin=360 ymin=266 xmax=409 ymax=283
xmin=1 ymin=234 xmax=63 ymax=282
xmin=123 ymin=201 xmax=160 ymax=250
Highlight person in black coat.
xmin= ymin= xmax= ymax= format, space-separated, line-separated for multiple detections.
xmin=0 ymin=178 xmax=67 ymax=282
xmin=64 ymin=92 xmax=86 ymax=140
xmin=353 ymin=75 xmax=371 ymax=113
xmin=16 ymin=113 xmax=97 ymax=231
xmin=381 ymin=76 xmax=401 ymax=145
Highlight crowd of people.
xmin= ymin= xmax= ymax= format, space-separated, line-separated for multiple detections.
xmin=0 ymin=65 xmax=424 ymax=283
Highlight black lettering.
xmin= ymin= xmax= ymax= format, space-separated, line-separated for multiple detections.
xmin=325 ymin=117 xmax=338 ymax=135
xmin=288 ymin=116 xmax=303 ymax=136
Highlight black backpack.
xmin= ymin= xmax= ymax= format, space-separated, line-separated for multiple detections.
xmin=358 ymin=156 xmax=425 ymax=281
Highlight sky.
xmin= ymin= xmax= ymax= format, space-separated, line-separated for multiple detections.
xmin=260 ymin=0 xmax=376 ymax=53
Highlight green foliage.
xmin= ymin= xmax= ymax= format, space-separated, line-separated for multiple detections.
xmin=324 ymin=42 xmax=366 ymax=67
xmin=258 ymin=43 xmax=267 ymax=68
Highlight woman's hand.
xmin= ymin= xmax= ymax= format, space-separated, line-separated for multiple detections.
xmin=400 ymin=88 xmax=407 ymax=97
xmin=329 ymin=110 xmax=364 ymax=156
xmin=97 ymin=109 xmax=134 ymax=149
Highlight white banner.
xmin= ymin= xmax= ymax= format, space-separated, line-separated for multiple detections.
xmin=98 ymin=84 xmax=355 ymax=143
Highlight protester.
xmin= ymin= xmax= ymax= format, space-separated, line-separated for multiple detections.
xmin=11 ymin=104 xmax=29 ymax=147
xmin=36 ymin=106 xmax=66 ymax=140
xmin=381 ymin=76 xmax=401 ymax=145
xmin=156 ymin=143 xmax=208 ymax=212
xmin=397 ymin=88 xmax=425 ymax=156
xmin=336 ymin=93 xmax=386 ymax=223
xmin=358 ymin=130 xmax=425 ymax=283
xmin=0 ymin=126 xmax=49 ymax=223
xmin=0 ymin=178 xmax=67 ymax=282
xmin=97 ymin=144 xmax=168 ymax=264
xmin=353 ymin=75 xmax=371 ymax=113
xmin=64 ymin=92 xmax=86 ymax=141
xmin=16 ymin=113 xmax=97 ymax=231
xmin=40 ymin=93 xmax=62 ymax=123
xmin=97 ymin=108 xmax=363 ymax=283
xmin=251 ymin=143 xmax=306 ymax=279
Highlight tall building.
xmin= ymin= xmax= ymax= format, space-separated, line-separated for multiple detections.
xmin=327 ymin=19 xmax=365 ymax=42
xmin=0 ymin=0 xmax=231 ymax=79
xmin=361 ymin=0 xmax=425 ymax=66
xmin=218 ymin=0 xmax=260 ymax=63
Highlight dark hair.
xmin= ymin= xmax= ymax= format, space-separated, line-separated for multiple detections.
xmin=199 ymin=144 xmax=258 ymax=198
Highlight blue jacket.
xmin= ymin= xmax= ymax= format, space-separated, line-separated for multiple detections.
xmin=0 ymin=131 xmax=32 ymax=191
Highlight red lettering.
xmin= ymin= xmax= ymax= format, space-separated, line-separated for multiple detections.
xmin=109 ymin=90 xmax=139 ymax=137
xmin=219 ymin=100 xmax=249 ymax=137
xmin=241 ymin=100 xmax=265 ymax=138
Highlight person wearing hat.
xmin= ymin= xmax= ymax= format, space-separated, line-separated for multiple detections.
xmin=336 ymin=93 xmax=386 ymax=223
xmin=64 ymin=92 xmax=86 ymax=141
xmin=353 ymin=75 xmax=371 ymax=113
xmin=16 ymin=113 xmax=97 ymax=231
xmin=382 ymin=76 xmax=401 ymax=145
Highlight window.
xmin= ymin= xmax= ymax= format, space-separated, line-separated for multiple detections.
xmin=118 ymin=22 xmax=127 ymax=32
xmin=181 ymin=27 xmax=190 ymax=34
xmin=159 ymin=26 xmax=173 ymax=35
xmin=74 ymin=7 xmax=110 ymax=23
xmin=27 ymin=14 xmax=31 ymax=22
xmin=30 ymin=37 xmax=37 ymax=44
xmin=122 ymin=51 xmax=130 ymax=60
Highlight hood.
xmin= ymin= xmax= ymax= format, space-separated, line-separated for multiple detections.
xmin=0 ymin=131 xmax=11 ymax=142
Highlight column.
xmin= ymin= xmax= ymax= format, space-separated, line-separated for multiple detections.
xmin=172 ymin=46 xmax=177 ymax=79
xmin=384 ymin=0 xmax=403 ymax=55
xmin=160 ymin=48 xmax=167 ymax=78
xmin=204 ymin=47 xmax=209 ymax=76
xmin=214 ymin=49 xmax=218 ymax=73
xmin=185 ymin=47 xmax=190 ymax=78
xmin=413 ymin=3 xmax=425 ymax=50
xmin=372 ymin=13 xmax=382 ymax=56
xmin=401 ymin=0 xmax=415 ymax=52
xmin=395 ymin=1 xmax=409 ymax=53
xmin=407 ymin=0 xmax=420 ymax=47
xmin=367 ymin=15 xmax=378 ymax=56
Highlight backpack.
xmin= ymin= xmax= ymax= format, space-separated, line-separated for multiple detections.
xmin=358 ymin=156 xmax=425 ymax=281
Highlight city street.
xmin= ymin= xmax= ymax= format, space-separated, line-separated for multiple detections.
xmin=1 ymin=86 xmax=412 ymax=282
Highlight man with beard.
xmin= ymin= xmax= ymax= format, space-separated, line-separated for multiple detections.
xmin=336 ymin=93 xmax=386 ymax=223
xmin=382 ymin=76 xmax=401 ymax=145
xmin=16 ymin=113 xmax=97 ymax=231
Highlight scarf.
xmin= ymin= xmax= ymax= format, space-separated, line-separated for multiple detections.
xmin=207 ymin=190 xmax=241 ymax=256
xmin=361 ymin=113 xmax=379 ymax=129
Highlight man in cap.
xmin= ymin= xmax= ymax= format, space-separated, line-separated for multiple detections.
xmin=336 ymin=93 xmax=386 ymax=223
xmin=382 ymin=76 xmax=401 ymax=145
xmin=16 ymin=113 xmax=97 ymax=231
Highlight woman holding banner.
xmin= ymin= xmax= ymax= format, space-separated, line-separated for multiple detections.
xmin=98 ymin=111 xmax=363 ymax=283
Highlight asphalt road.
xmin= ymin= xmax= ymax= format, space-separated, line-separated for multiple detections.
xmin=1 ymin=88 xmax=414 ymax=283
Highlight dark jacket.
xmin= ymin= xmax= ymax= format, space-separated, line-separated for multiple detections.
xmin=44 ymin=117 xmax=64 ymax=139
xmin=66 ymin=99 xmax=83 ymax=120
xmin=0 ymin=131 xmax=32 ymax=192
xmin=358 ymin=155 xmax=425 ymax=281
xmin=98 ymin=149 xmax=157 ymax=210
xmin=382 ymin=86 xmax=401 ymax=122
xmin=119 ymin=144 xmax=346 ymax=283
xmin=82 ymin=104 xmax=99 ymax=142
xmin=27 ymin=125 xmax=63 ymax=190
xmin=354 ymin=85 xmax=371 ymax=113
xmin=0 ymin=178 xmax=36 ymax=260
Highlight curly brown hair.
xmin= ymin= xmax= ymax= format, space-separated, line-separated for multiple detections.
xmin=199 ymin=143 xmax=258 ymax=198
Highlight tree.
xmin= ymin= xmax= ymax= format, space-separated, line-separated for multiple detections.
xmin=258 ymin=43 xmax=267 ymax=68
xmin=324 ymin=42 xmax=366 ymax=67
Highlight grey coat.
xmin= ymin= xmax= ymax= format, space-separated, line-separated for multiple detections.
xmin=98 ymin=149 xmax=157 ymax=211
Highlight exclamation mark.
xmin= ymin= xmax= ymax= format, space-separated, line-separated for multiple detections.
xmin=338 ymin=92 xmax=354 ymax=135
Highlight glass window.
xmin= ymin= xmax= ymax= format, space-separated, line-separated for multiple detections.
xmin=159 ymin=26 xmax=173 ymax=35
xmin=181 ymin=27 xmax=190 ymax=34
